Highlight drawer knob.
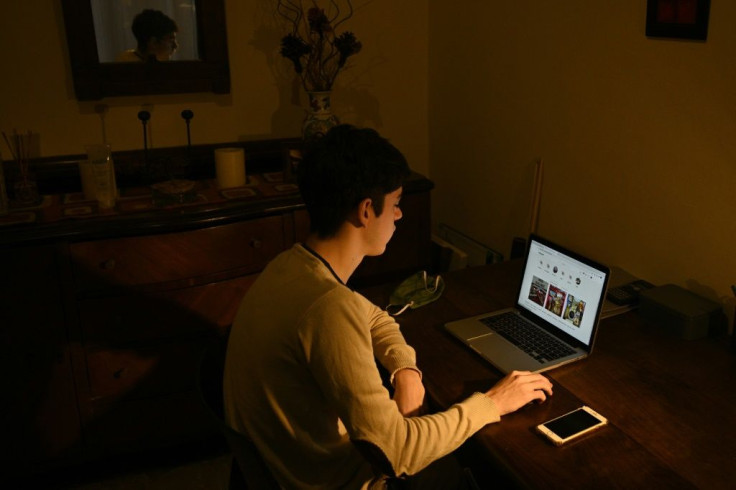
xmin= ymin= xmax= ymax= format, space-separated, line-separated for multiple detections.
xmin=250 ymin=239 xmax=262 ymax=249
xmin=113 ymin=367 xmax=126 ymax=379
xmin=100 ymin=258 xmax=116 ymax=270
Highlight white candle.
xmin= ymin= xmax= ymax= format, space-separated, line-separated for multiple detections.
xmin=215 ymin=147 xmax=246 ymax=188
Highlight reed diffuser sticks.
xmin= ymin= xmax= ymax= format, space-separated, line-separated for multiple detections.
xmin=2 ymin=129 xmax=40 ymax=205
xmin=3 ymin=130 xmax=29 ymax=177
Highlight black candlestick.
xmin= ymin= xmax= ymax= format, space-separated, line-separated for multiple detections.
xmin=181 ymin=109 xmax=194 ymax=149
xmin=138 ymin=110 xmax=151 ymax=172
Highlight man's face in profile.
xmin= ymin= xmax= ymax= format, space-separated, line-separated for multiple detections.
xmin=365 ymin=188 xmax=403 ymax=257
xmin=151 ymin=32 xmax=178 ymax=61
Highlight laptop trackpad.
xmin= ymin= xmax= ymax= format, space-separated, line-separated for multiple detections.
xmin=447 ymin=320 xmax=494 ymax=340
xmin=469 ymin=334 xmax=541 ymax=373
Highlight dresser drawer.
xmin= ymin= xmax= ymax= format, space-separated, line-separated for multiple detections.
xmin=84 ymin=340 xmax=204 ymax=402
xmin=78 ymin=274 xmax=257 ymax=344
xmin=81 ymin=390 xmax=214 ymax=452
xmin=70 ymin=216 xmax=286 ymax=292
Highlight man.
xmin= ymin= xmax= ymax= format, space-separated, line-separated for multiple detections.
xmin=223 ymin=125 xmax=553 ymax=489
xmin=116 ymin=9 xmax=178 ymax=62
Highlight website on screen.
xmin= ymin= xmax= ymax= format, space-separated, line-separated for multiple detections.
xmin=517 ymin=240 xmax=607 ymax=344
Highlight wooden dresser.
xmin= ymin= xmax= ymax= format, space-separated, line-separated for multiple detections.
xmin=0 ymin=139 xmax=433 ymax=476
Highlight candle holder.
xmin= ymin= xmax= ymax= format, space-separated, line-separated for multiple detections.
xmin=82 ymin=143 xmax=117 ymax=209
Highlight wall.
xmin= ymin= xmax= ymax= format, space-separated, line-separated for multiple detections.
xmin=0 ymin=1 xmax=429 ymax=176
xmin=2 ymin=2 xmax=733 ymax=313
xmin=429 ymin=1 xmax=736 ymax=309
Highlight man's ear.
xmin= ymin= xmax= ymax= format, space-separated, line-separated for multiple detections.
xmin=357 ymin=198 xmax=372 ymax=226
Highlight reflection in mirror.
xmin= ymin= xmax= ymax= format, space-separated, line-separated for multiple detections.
xmin=92 ymin=0 xmax=199 ymax=63
xmin=61 ymin=0 xmax=230 ymax=100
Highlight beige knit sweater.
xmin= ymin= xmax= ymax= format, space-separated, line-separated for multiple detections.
xmin=224 ymin=244 xmax=500 ymax=489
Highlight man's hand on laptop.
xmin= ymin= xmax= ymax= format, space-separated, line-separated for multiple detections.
xmin=485 ymin=370 xmax=553 ymax=416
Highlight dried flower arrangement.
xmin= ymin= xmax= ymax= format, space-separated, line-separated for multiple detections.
xmin=277 ymin=1 xmax=362 ymax=92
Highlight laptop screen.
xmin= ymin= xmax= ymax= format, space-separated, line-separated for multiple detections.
xmin=516 ymin=236 xmax=609 ymax=347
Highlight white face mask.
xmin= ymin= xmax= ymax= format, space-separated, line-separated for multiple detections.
xmin=385 ymin=271 xmax=445 ymax=316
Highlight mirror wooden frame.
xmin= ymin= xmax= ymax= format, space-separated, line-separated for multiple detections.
xmin=61 ymin=0 xmax=230 ymax=100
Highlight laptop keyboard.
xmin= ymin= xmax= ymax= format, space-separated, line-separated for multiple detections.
xmin=480 ymin=312 xmax=576 ymax=363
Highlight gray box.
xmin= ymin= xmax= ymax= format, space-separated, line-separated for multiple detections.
xmin=639 ymin=285 xmax=722 ymax=340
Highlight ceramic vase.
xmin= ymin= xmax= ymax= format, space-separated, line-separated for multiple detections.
xmin=303 ymin=91 xmax=339 ymax=141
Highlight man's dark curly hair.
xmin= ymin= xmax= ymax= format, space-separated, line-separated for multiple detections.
xmin=298 ymin=125 xmax=411 ymax=238
xmin=131 ymin=9 xmax=178 ymax=51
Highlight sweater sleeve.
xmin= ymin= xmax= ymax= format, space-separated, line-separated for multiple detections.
xmin=364 ymin=297 xmax=420 ymax=378
xmin=300 ymin=288 xmax=500 ymax=477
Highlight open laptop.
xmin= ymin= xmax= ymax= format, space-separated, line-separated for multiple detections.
xmin=445 ymin=234 xmax=610 ymax=373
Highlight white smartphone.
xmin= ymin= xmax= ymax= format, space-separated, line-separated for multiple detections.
xmin=536 ymin=406 xmax=607 ymax=446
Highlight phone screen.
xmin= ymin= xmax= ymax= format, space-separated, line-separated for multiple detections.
xmin=543 ymin=407 xmax=602 ymax=439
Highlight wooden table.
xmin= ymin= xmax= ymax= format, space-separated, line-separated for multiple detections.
xmin=363 ymin=261 xmax=736 ymax=489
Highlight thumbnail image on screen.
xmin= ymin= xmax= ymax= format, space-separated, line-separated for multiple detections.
xmin=528 ymin=276 xmax=549 ymax=307
xmin=563 ymin=295 xmax=586 ymax=328
xmin=544 ymin=285 xmax=566 ymax=317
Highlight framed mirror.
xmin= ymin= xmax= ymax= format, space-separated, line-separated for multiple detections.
xmin=61 ymin=0 xmax=230 ymax=100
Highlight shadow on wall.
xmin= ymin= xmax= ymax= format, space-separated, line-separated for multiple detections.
xmin=337 ymin=84 xmax=383 ymax=129
xmin=248 ymin=24 xmax=304 ymax=136
xmin=502 ymin=158 xmax=541 ymax=257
